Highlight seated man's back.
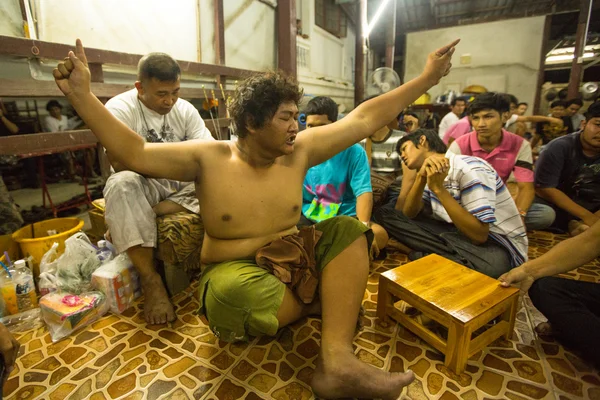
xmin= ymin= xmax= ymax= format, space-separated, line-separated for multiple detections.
xmin=303 ymin=144 xmax=371 ymax=222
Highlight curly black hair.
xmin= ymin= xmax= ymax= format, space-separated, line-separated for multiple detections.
xmin=230 ymin=71 xmax=304 ymax=138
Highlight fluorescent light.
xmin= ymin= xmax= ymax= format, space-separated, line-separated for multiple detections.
xmin=545 ymin=52 xmax=595 ymax=62
xmin=364 ymin=0 xmax=391 ymax=37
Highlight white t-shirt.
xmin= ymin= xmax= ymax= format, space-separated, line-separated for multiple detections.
xmin=42 ymin=115 xmax=70 ymax=132
xmin=505 ymin=114 xmax=519 ymax=129
xmin=105 ymin=89 xmax=213 ymax=143
xmin=438 ymin=112 xmax=460 ymax=139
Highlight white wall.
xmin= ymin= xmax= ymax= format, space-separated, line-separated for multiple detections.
xmin=33 ymin=0 xmax=200 ymax=62
xmin=405 ymin=16 xmax=545 ymax=107
xmin=0 ymin=0 xmax=23 ymax=37
xmin=296 ymin=0 xmax=355 ymax=111
xmin=224 ymin=0 xmax=276 ymax=71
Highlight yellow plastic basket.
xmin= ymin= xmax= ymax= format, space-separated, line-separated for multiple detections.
xmin=11 ymin=218 xmax=84 ymax=278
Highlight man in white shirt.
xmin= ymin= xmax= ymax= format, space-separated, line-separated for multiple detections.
xmin=42 ymin=100 xmax=71 ymax=132
xmin=104 ymin=52 xmax=214 ymax=325
xmin=42 ymin=100 xmax=90 ymax=179
xmin=438 ymin=97 xmax=466 ymax=139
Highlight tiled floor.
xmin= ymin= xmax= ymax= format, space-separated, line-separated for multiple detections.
xmin=3 ymin=230 xmax=599 ymax=400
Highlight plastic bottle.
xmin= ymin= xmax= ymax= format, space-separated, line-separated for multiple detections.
xmin=0 ymin=268 xmax=18 ymax=315
xmin=0 ymin=285 xmax=5 ymax=318
xmin=12 ymin=259 xmax=38 ymax=312
xmin=97 ymin=240 xmax=116 ymax=263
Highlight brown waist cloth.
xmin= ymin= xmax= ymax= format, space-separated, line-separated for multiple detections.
xmin=255 ymin=226 xmax=322 ymax=304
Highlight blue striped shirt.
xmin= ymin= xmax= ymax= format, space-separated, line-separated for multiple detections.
xmin=423 ymin=154 xmax=528 ymax=267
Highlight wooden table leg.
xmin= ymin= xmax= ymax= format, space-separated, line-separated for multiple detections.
xmin=445 ymin=322 xmax=471 ymax=375
xmin=376 ymin=275 xmax=394 ymax=326
xmin=502 ymin=295 xmax=519 ymax=340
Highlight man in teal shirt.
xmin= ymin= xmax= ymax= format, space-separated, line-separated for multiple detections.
xmin=300 ymin=96 xmax=389 ymax=255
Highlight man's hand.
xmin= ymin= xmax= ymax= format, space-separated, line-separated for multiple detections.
xmin=582 ymin=213 xmax=600 ymax=228
xmin=426 ymin=167 xmax=449 ymax=194
xmin=422 ymin=39 xmax=460 ymax=85
xmin=52 ymin=39 xmax=91 ymax=100
xmin=0 ymin=323 xmax=20 ymax=384
xmin=498 ymin=266 xmax=535 ymax=292
xmin=418 ymin=154 xmax=449 ymax=179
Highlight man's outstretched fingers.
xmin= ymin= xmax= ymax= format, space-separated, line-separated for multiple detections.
xmin=75 ymin=38 xmax=89 ymax=66
xmin=435 ymin=39 xmax=460 ymax=56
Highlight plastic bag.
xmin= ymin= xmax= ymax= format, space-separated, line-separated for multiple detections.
xmin=0 ymin=308 xmax=43 ymax=333
xmin=39 ymin=243 xmax=60 ymax=296
xmin=39 ymin=291 xmax=108 ymax=342
xmin=91 ymin=254 xmax=141 ymax=314
xmin=55 ymin=232 xmax=102 ymax=294
xmin=40 ymin=242 xmax=60 ymax=275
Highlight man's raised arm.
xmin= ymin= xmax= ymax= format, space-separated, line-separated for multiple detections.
xmin=300 ymin=40 xmax=459 ymax=167
xmin=53 ymin=40 xmax=201 ymax=182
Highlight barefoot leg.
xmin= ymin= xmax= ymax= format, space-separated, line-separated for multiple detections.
xmin=311 ymin=235 xmax=414 ymax=400
xmin=127 ymin=245 xmax=175 ymax=324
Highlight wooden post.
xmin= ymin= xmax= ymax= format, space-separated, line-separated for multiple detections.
xmin=213 ymin=0 xmax=229 ymax=139
xmin=277 ymin=0 xmax=297 ymax=78
xmin=354 ymin=0 xmax=366 ymax=106
xmin=385 ymin=0 xmax=397 ymax=69
xmin=567 ymin=0 xmax=592 ymax=99
xmin=533 ymin=15 xmax=552 ymax=115
xmin=214 ymin=0 xmax=225 ymax=67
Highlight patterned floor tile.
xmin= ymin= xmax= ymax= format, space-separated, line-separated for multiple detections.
xmin=3 ymin=232 xmax=599 ymax=400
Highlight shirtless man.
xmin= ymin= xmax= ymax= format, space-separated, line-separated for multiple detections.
xmin=53 ymin=39 xmax=457 ymax=400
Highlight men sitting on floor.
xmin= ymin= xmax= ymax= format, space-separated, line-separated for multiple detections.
xmin=438 ymin=97 xmax=466 ymax=140
xmin=499 ymin=220 xmax=600 ymax=368
xmin=531 ymin=100 xmax=570 ymax=151
xmin=103 ymin=51 xmax=214 ymax=324
xmin=534 ymin=101 xmax=600 ymax=237
xmin=504 ymin=95 xmax=564 ymax=139
xmin=446 ymin=93 xmax=555 ymax=231
xmin=53 ymin=38 xmax=457 ymax=400
xmin=299 ymin=96 xmax=388 ymax=255
xmin=374 ymin=129 xmax=527 ymax=279
xmin=444 ymin=96 xmax=563 ymax=145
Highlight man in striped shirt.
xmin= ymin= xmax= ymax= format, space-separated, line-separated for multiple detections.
xmin=374 ymin=129 xmax=527 ymax=278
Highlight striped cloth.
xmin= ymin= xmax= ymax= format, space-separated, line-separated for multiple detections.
xmin=360 ymin=130 xmax=407 ymax=177
xmin=423 ymin=153 xmax=528 ymax=267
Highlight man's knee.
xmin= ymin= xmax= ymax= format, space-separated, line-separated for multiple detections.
xmin=528 ymin=277 xmax=561 ymax=312
xmin=104 ymin=171 xmax=146 ymax=199
xmin=526 ymin=204 xmax=556 ymax=230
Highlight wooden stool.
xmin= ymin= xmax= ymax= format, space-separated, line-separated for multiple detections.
xmin=377 ymin=254 xmax=519 ymax=374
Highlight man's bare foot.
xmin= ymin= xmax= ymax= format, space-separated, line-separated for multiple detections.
xmin=141 ymin=273 xmax=176 ymax=324
xmin=535 ymin=322 xmax=553 ymax=337
xmin=311 ymin=348 xmax=414 ymax=400
xmin=387 ymin=238 xmax=412 ymax=254
xmin=568 ymin=220 xmax=589 ymax=237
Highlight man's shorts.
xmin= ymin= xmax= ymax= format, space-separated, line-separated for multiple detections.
xmin=197 ymin=216 xmax=373 ymax=342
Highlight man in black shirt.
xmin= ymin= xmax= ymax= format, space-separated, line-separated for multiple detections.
xmin=535 ymin=102 xmax=600 ymax=236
